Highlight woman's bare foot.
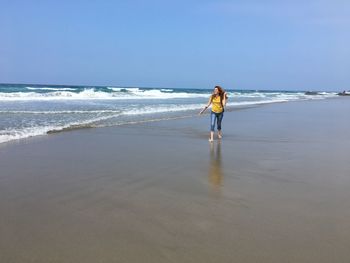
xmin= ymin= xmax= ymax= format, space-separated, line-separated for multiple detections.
xmin=218 ymin=132 xmax=222 ymax=139
xmin=209 ymin=131 xmax=214 ymax=142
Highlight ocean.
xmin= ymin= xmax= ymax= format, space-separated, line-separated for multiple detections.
xmin=0 ymin=83 xmax=337 ymax=144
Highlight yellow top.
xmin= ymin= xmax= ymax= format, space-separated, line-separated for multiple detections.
xmin=211 ymin=95 xmax=223 ymax=113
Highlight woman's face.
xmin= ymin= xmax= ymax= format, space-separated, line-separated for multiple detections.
xmin=214 ymin=88 xmax=219 ymax=95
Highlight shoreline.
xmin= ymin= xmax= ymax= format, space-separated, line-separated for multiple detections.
xmin=1 ymin=98 xmax=350 ymax=262
xmin=0 ymin=97 xmax=343 ymax=147
xmin=0 ymin=86 xmax=341 ymax=146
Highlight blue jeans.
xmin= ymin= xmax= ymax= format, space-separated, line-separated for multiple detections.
xmin=210 ymin=111 xmax=224 ymax=132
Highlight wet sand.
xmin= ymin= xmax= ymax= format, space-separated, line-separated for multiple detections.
xmin=1 ymin=98 xmax=350 ymax=262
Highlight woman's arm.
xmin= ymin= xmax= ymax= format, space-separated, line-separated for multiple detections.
xmin=199 ymin=96 xmax=212 ymax=115
xmin=222 ymin=92 xmax=227 ymax=107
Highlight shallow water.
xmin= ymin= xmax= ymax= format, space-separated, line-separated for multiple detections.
xmin=0 ymin=83 xmax=337 ymax=143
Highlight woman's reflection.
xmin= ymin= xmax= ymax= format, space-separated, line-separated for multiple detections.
xmin=209 ymin=141 xmax=223 ymax=192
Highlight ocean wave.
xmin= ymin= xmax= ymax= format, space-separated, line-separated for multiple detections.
xmin=26 ymin=86 xmax=77 ymax=91
xmin=123 ymin=104 xmax=202 ymax=115
xmin=107 ymin=87 xmax=123 ymax=91
xmin=0 ymin=88 xmax=209 ymax=101
xmin=0 ymin=87 xmax=338 ymax=102
xmin=0 ymin=113 xmax=121 ymax=144
xmin=0 ymin=126 xmax=58 ymax=144
xmin=0 ymin=110 xmax=122 ymax=115
xmin=0 ymin=103 xmax=204 ymax=144
xmin=230 ymin=99 xmax=288 ymax=106
xmin=0 ymin=92 xmax=338 ymax=144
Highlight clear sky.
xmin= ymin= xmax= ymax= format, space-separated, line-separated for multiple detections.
xmin=1 ymin=0 xmax=349 ymax=91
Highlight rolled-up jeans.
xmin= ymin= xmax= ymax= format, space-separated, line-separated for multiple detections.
xmin=210 ymin=111 xmax=224 ymax=131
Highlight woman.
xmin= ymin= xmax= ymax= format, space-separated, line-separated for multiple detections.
xmin=199 ymin=86 xmax=227 ymax=142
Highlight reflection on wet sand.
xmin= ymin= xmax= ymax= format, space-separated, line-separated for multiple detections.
xmin=208 ymin=141 xmax=223 ymax=192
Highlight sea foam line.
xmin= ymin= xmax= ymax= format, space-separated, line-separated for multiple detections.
xmin=0 ymin=94 xmax=336 ymax=144
xmin=0 ymin=88 xmax=337 ymax=102
xmin=0 ymin=110 xmax=122 ymax=114
xmin=26 ymin=87 xmax=77 ymax=91
xmin=0 ymin=89 xmax=209 ymax=101
xmin=0 ymin=113 xmax=122 ymax=144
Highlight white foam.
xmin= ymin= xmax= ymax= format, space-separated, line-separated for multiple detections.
xmin=235 ymin=92 xmax=267 ymax=98
xmin=0 ymin=89 xmax=209 ymax=101
xmin=0 ymin=113 xmax=121 ymax=144
xmin=230 ymin=99 xmax=288 ymax=106
xmin=127 ymin=89 xmax=209 ymax=99
xmin=26 ymin=87 xmax=76 ymax=91
xmin=0 ymin=91 xmax=338 ymax=144
xmin=0 ymin=126 xmax=57 ymax=144
xmin=123 ymin=104 xmax=202 ymax=115
xmin=0 ymin=110 xmax=121 ymax=114
xmin=1 ymin=88 xmax=339 ymax=102
xmin=107 ymin=87 xmax=123 ymax=91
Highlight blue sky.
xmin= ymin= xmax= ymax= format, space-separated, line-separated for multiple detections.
xmin=1 ymin=0 xmax=349 ymax=91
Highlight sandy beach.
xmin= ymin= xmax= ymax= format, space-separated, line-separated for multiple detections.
xmin=1 ymin=98 xmax=350 ymax=263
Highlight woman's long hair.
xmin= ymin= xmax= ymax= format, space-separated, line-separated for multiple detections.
xmin=215 ymin=85 xmax=224 ymax=95
xmin=211 ymin=86 xmax=228 ymax=104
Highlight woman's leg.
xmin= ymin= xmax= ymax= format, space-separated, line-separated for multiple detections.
xmin=217 ymin=112 xmax=224 ymax=138
xmin=209 ymin=112 xmax=216 ymax=141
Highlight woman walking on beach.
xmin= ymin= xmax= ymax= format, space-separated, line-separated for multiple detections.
xmin=199 ymin=86 xmax=227 ymax=142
